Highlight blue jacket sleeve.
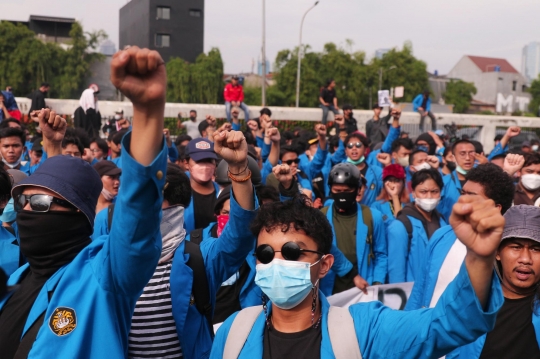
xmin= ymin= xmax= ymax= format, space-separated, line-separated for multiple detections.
xmin=371 ymin=209 xmax=388 ymax=284
xmin=255 ymin=136 xmax=264 ymax=149
xmin=91 ymin=207 xmax=109 ymax=240
xmin=261 ymin=160 xmax=273 ymax=185
xmin=200 ymin=189 xmax=258 ymax=292
xmin=381 ymin=125 xmax=400 ymax=154
xmin=231 ymin=122 xmax=241 ymax=131
xmin=92 ymin=132 xmax=166 ymax=295
xmin=412 ymin=94 xmax=422 ymax=112
xmin=351 ymin=262 xmax=503 ymax=359
xmin=330 ymin=242 xmax=353 ymax=277
xmin=331 ymin=140 xmax=346 ymax=166
xmin=387 ymin=219 xmax=409 ymax=283
xmin=487 ymin=142 xmax=508 ymax=160
xmin=168 ymin=144 xmax=179 ymax=163
xmin=308 ymin=144 xmax=328 ymax=180
xmin=261 ymin=141 xmax=271 ymax=163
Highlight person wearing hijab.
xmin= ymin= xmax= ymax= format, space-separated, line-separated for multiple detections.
xmin=74 ymin=85 xmax=102 ymax=138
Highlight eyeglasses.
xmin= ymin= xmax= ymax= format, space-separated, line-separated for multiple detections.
xmin=255 ymin=242 xmax=323 ymax=264
xmin=283 ymin=158 xmax=300 ymax=166
xmin=347 ymin=142 xmax=363 ymax=149
xmin=456 ymin=151 xmax=476 ymax=159
xmin=15 ymin=194 xmax=76 ymax=213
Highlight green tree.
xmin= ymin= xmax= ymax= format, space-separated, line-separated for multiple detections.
xmin=444 ymin=79 xmax=477 ymax=113
xmin=529 ymin=75 xmax=540 ymax=116
xmin=166 ymin=47 xmax=224 ymax=104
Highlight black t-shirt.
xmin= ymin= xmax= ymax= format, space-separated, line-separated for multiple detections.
xmin=263 ymin=324 xmax=322 ymax=359
xmin=192 ymin=190 xmax=216 ymax=230
xmin=213 ymin=261 xmax=251 ymax=324
xmin=421 ymin=96 xmax=428 ymax=109
xmin=479 ymin=295 xmax=540 ymax=359
xmin=320 ymin=88 xmax=336 ymax=105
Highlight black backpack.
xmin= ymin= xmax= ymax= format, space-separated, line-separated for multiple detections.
xmin=107 ymin=204 xmax=213 ymax=336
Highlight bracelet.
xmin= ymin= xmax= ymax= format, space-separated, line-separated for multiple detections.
xmin=228 ymin=169 xmax=252 ymax=183
xmin=228 ymin=163 xmax=249 ymax=176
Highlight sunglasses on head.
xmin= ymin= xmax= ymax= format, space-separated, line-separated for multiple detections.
xmin=255 ymin=242 xmax=323 ymax=264
xmin=283 ymin=158 xmax=300 ymax=166
xmin=347 ymin=142 xmax=363 ymax=149
xmin=15 ymin=194 xmax=76 ymax=213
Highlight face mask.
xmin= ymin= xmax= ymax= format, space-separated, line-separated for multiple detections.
xmin=190 ymin=116 xmax=197 ymax=121
xmin=17 ymin=210 xmax=92 ymax=274
xmin=533 ymin=145 xmax=539 ymax=152
xmin=101 ymin=188 xmax=116 ymax=201
xmin=191 ymin=162 xmax=215 ymax=183
xmin=332 ymin=191 xmax=358 ymax=211
xmin=114 ymin=115 xmax=121 ymax=120
xmin=2 ymin=156 xmax=22 ymax=169
xmin=0 ymin=198 xmax=16 ymax=223
xmin=413 ymin=162 xmax=431 ymax=172
xmin=446 ymin=161 xmax=457 ymax=172
xmin=415 ymin=197 xmax=440 ymax=212
xmin=346 ymin=156 xmax=365 ymax=166
xmin=255 ymin=258 xmax=320 ymax=310
xmin=396 ymin=156 xmax=409 ymax=167
xmin=416 ymin=145 xmax=429 ymax=153
xmin=521 ymin=174 xmax=540 ymax=191
xmin=217 ymin=214 xmax=229 ymax=237
xmin=456 ymin=165 xmax=469 ymax=175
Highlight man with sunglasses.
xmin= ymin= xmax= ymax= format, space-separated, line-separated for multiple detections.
xmin=0 ymin=46 xmax=170 ymax=359
xmin=210 ymin=193 xmax=505 ymax=359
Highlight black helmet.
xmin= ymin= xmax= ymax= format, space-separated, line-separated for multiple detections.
xmin=328 ymin=163 xmax=360 ymax=189
xmin=215 ymin=156 xmax=262 ymax=186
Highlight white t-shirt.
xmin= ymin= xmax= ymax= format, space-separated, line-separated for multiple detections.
xmin=183 ymin=120 xmax=203 ymax=139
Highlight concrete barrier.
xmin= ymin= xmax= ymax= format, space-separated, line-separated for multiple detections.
xmin=16 ymin=97 xmax=540 ymax=153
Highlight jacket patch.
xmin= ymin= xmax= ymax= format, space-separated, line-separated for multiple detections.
xmin=49 ymin=307 xmax=77 ymax=336
xmin=370 ymin=183 xmax=375 ymax=190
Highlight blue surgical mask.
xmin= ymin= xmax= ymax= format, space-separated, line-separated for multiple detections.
xmin=0 ymin=198 xmax=16 ymax=223
xmin=456 ymin=165 xmax=469 ymax=175
xmin=416 ymin=145 xmax=429 ymax=153
xmin=346 ymin=156 xmax=365 ymax=166
xmin=255 ymin=258 xmax=321 ymax=310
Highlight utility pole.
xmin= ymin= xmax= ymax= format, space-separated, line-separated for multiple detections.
xmin=295 ymin=1 xmax=319 ymax=107
xmin=261 ymin=0 xmax=267 ymax=106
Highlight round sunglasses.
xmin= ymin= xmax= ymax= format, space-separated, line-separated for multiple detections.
xmin=255 ymin=242 xmax=323 ymax=264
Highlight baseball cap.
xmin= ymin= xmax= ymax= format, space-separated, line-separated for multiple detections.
xmin=501 ymin=205 xmax=540 ymax=243
xmin=523 ymin=141 xmax=531 ymax=148
xmin=7 ymin=169 xmax=27 ymax=186
xmin=32 ymin=138 xmax=43 ymax=152
xmin=93 ymin=160 xmax=122 ymax=177
xmin=435 ymin=130 xmax=444 ymax=137
xmin=383 ymin=164 xmax=406 ymax=181
xmin=214 ymin=185 xmax=231 ymax=215
xmin=186 ymin=138 xmax=217 ymax=162
xmin=12 ymin=155 xmax=102 ymax=225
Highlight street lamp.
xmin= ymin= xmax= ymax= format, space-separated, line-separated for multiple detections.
xmin=378 ymin=65 xmax=397 ymax=91
xmin=295 ymin=1 xmax=319 ymax=108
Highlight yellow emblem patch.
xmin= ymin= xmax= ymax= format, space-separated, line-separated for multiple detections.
xmin=370 ymin=183 xmax=375 ymax=190
xmin=49 ymin=307 xmax=77 ymax=336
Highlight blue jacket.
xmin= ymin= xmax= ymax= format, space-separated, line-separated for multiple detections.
xmin=0 ymin=133 xmax=166 ymax=358
xmin=413 ymin=94 xmax=431 ymax=112
xmin=320 ymin=204 xmax=387 ymax=295
xmin=210 ymin=262 xmax=503 ymax=359
xmin=387 ymin=212 xmax=447 ymax=283
xmin=170 ymin=191 xmax=258 ymax=359
xmin=0 ymin=227 xmax=18 ymax=276
xmin=438 ymin=171 xmax=462 ymax=221
xmin=371 ymin=200 xmax=403 ymax=228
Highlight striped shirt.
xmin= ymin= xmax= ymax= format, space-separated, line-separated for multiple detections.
xmin=128 ymin=261 xmax=182 ymax=358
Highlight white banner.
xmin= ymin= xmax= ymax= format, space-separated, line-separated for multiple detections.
xmin=377 ymin=90 xmax=392 ymax=107
xmin=327 ymin=282 xmax=413 ymax=310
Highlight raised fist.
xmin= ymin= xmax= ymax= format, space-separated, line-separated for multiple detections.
xmin=266 ymin=127 xmax=281 ymax=143
xmin=376 ymin=153 xmax=391 ymax=166
xmin=506 ymin=126 xmax=521 ymax=138
xmin=38 ymin=109 xmax=67 ymax=144
xmin=315 ymin=124 xmax=327 ymax=137
xmin=213 ymin=130 xmax=247 ymax=173
xmin=426 ymin=155 xmax=440 ymax=168
xmin=273 ymin=164 xmax=294 ymax=184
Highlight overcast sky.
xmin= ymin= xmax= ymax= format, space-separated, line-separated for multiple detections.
xmin=2 ymin=0 xmax=539 ymax=75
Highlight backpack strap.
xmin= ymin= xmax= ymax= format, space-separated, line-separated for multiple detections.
xmin=189 ymin=228 xmax=204 ymax=245
xmin=107 ymin=203 xmax=115 ymax=233
xmin=360 ymin=205 xmax=374 ymax=266
xmin=396 ymin=212 xmax=414 ymax=252
xmin=184 ymin=241 xmax=213 ymax=337
xmin=328 ymin=306 xmax=363 ymax=359
xmin=223 ymin=305 xmax=263 ymax=359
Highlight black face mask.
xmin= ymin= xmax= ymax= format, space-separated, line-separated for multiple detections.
xmin=17 ymin=211 xmax=92 ymax=277
xmin=190 ymin=116 xmax=196 ymax=121
xmin=332 ymin=191 xmax=358 ymax=212
xmin=446 ymin=161 xmax=457 ymax=172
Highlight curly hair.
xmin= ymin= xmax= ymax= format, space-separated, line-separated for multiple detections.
xmin=466 ymin=163 xmax=515 ymax=214
xmin=250 ymin=195 xmax=333 ymax=254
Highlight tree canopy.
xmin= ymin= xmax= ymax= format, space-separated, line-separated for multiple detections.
xmin=444 ymin=79 xmax=477 ymax=113
xmin=0 ymin=21 xmax=106 ymax=99
xmin=529 ymin=75 xmax=540 ymax=116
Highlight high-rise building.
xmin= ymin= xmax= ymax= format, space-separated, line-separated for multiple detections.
xmin=375 ymin=49 xmax=390 ymax=60
xmin=522 ymin=42 xmax=540 ymax=84
xmin=119 ymin=0 xmax=204 ymax=63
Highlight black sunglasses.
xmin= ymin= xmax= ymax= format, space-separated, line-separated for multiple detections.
xmin=283 ymin=158 xmax=300 ymax=166
xmin=15 ymin=194 xmax=76 ymax=213
xmin=347 ymin=142 xmax=363 ymax=149
xmin=255 ymin=242 xmax=323 ymax=264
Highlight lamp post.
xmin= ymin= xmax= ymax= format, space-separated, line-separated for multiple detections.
xmin=262 ymin=0 xmax=267 ymax=106
xmin=295 ymin=1 xmax=319 ymax=108
xmin=378 ymin=65 xmax=397 ymax=91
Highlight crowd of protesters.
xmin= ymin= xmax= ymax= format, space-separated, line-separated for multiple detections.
xmin=0 ymin=47 xmax=539 ymax=359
